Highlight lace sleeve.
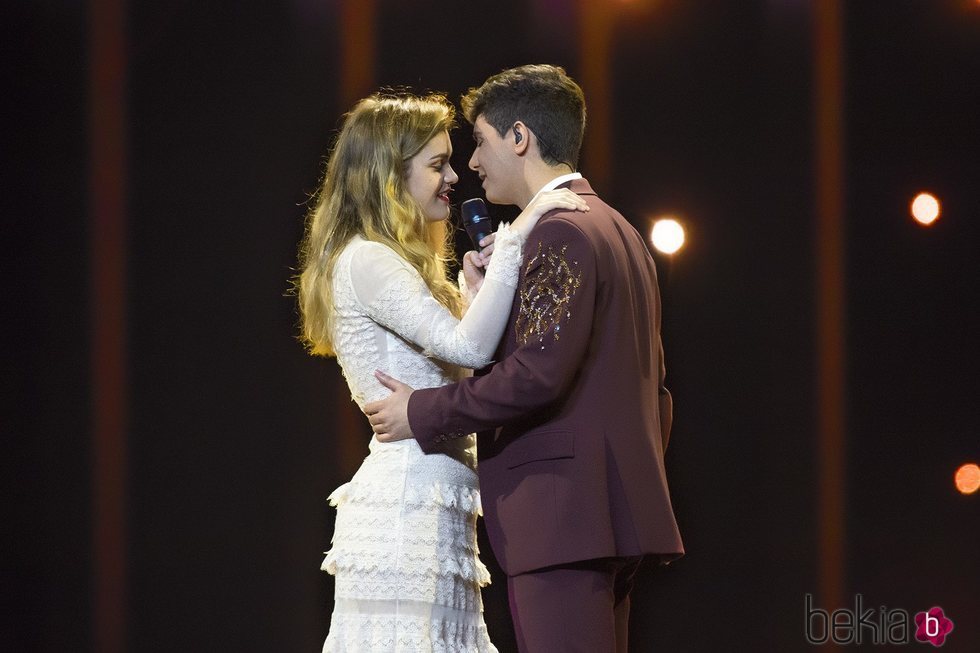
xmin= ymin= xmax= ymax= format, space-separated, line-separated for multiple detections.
xmin=347 ymin=224 xmax=524 ymax=369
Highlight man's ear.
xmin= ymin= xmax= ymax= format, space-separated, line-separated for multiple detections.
xmin=512 ymin=121 xmax=530 ymax=155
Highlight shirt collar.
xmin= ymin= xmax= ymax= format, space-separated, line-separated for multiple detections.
xmin=528 ymin=172 xmax=583 ymax=204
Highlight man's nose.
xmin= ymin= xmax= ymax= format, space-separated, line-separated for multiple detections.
xmin=468 ymin=150 xmax=479 ymax=172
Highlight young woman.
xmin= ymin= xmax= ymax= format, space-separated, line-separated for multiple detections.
xmin=296 ymin=92 xmax=587 ymax=652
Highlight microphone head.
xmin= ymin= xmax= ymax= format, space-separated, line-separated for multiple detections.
xmin=460 ymin=198 xmax=489 ymax=225
xmin=460 ymin=198 xmax=493 ymax=250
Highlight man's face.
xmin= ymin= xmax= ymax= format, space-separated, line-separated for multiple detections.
xmin=469 ymin=115 xmax=516 ymax=205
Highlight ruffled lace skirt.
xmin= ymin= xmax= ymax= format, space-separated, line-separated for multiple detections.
xmin=322 ymin=436 xmax=497 ymax=653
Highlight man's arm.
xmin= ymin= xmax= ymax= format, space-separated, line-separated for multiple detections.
xmin=407 ymin=217 xmax=596 ymax=453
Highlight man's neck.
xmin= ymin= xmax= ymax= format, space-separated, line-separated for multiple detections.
xmin=516 ymin=163 xmax=576 ymax=209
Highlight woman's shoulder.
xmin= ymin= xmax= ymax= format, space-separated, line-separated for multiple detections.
xmin=334 ymin=235 xmax=389 ymax=263
xmin=336 ymin=236 xmax=416 ymax=278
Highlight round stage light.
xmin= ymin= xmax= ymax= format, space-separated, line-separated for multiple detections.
xmin=954 ymin=463 xmax=980 ymax=495
xmin=910 ymin=192 xmax=940 ymax=226
xmin=651 ymin=218 xmax=685 ymax=254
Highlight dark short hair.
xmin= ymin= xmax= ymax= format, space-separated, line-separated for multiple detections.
xmin=461 ymin=64 xmax=586 ymax=169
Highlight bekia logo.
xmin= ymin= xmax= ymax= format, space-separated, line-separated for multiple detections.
xmin=914 ymin=607 xmax=954 ymax=647
xmin=805 ymin=594 xmax=954 ymax=647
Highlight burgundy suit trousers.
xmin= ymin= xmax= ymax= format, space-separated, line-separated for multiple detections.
xmin=506 ymin=556 xmax=643 ymax=653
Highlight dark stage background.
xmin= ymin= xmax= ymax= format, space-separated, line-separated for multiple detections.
xmin=8 ymin=1 xmax=978 ymax=651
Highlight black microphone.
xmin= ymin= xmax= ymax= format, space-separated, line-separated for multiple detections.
xmin=461 ymin=198 xmax=493 ymax=252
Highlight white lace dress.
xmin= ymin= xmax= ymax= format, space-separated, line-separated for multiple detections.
xmin=321 ymin=225 xmax=523 ymax=653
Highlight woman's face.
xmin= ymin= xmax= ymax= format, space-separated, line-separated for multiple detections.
xmin=405 ymin=130 xmax=458 ymax=222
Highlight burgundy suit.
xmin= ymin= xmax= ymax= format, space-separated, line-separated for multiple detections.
xmin=408 ymin=178 xmax=682 ymax=649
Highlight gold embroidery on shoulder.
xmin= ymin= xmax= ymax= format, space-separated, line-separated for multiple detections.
xmin=516 ymin=242 xmax=583 ymax=347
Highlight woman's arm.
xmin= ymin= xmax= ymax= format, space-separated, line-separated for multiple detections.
xmin=348 ymin=225 xmax=523 ymax=369
xmin=349 ymin=189 xmax=589 ymax=368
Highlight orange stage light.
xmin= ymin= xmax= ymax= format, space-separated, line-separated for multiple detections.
xmin=954 ymin=463 xmax=980 ymax=495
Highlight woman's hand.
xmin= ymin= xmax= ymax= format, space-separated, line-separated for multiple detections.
xmin=511 ymin=188 xmax=589 ymax=239
xmin=461 ymin=249 xmax=486 ymax=295
xmin=460 ymin=232 xmax=497 ymax=296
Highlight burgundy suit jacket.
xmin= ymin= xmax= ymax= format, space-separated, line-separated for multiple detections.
xmin=408 ymin=178 xmax=683 ymax=576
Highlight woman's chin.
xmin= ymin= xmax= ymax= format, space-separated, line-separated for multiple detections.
xmin=425 ymin=207 xmax=450 ymax=222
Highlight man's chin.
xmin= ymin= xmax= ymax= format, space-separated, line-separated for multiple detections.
xmin=483 ymin=188 xmax=504 ymax=205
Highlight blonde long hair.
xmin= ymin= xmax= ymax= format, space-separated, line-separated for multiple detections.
xmin=296 ymin=93 xmax=462 ymax=357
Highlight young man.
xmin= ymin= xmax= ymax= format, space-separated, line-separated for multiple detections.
xmin=365 ymin=64 xmax=683 ymax=653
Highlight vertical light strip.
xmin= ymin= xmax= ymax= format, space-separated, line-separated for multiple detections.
xmin=90 ymin=0 xmax=128 ymax=651
xmin=336 ymin=0 xmax=377 ymax=473
xmin=814 ymin=0 xmax=846 ymax=613
xmin=339 ymin=0 xmax=377 ymax=111
xmin=578 ymin=0 xmax=614 ymax=193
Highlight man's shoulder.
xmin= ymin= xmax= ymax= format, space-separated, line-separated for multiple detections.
xmin=529 ymin=213 xmax=595 ymax=259
xmin=536 ymin=195 xmax=622 ymax=241
xmin=536 ymin=210 xmax=591 ymax=236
